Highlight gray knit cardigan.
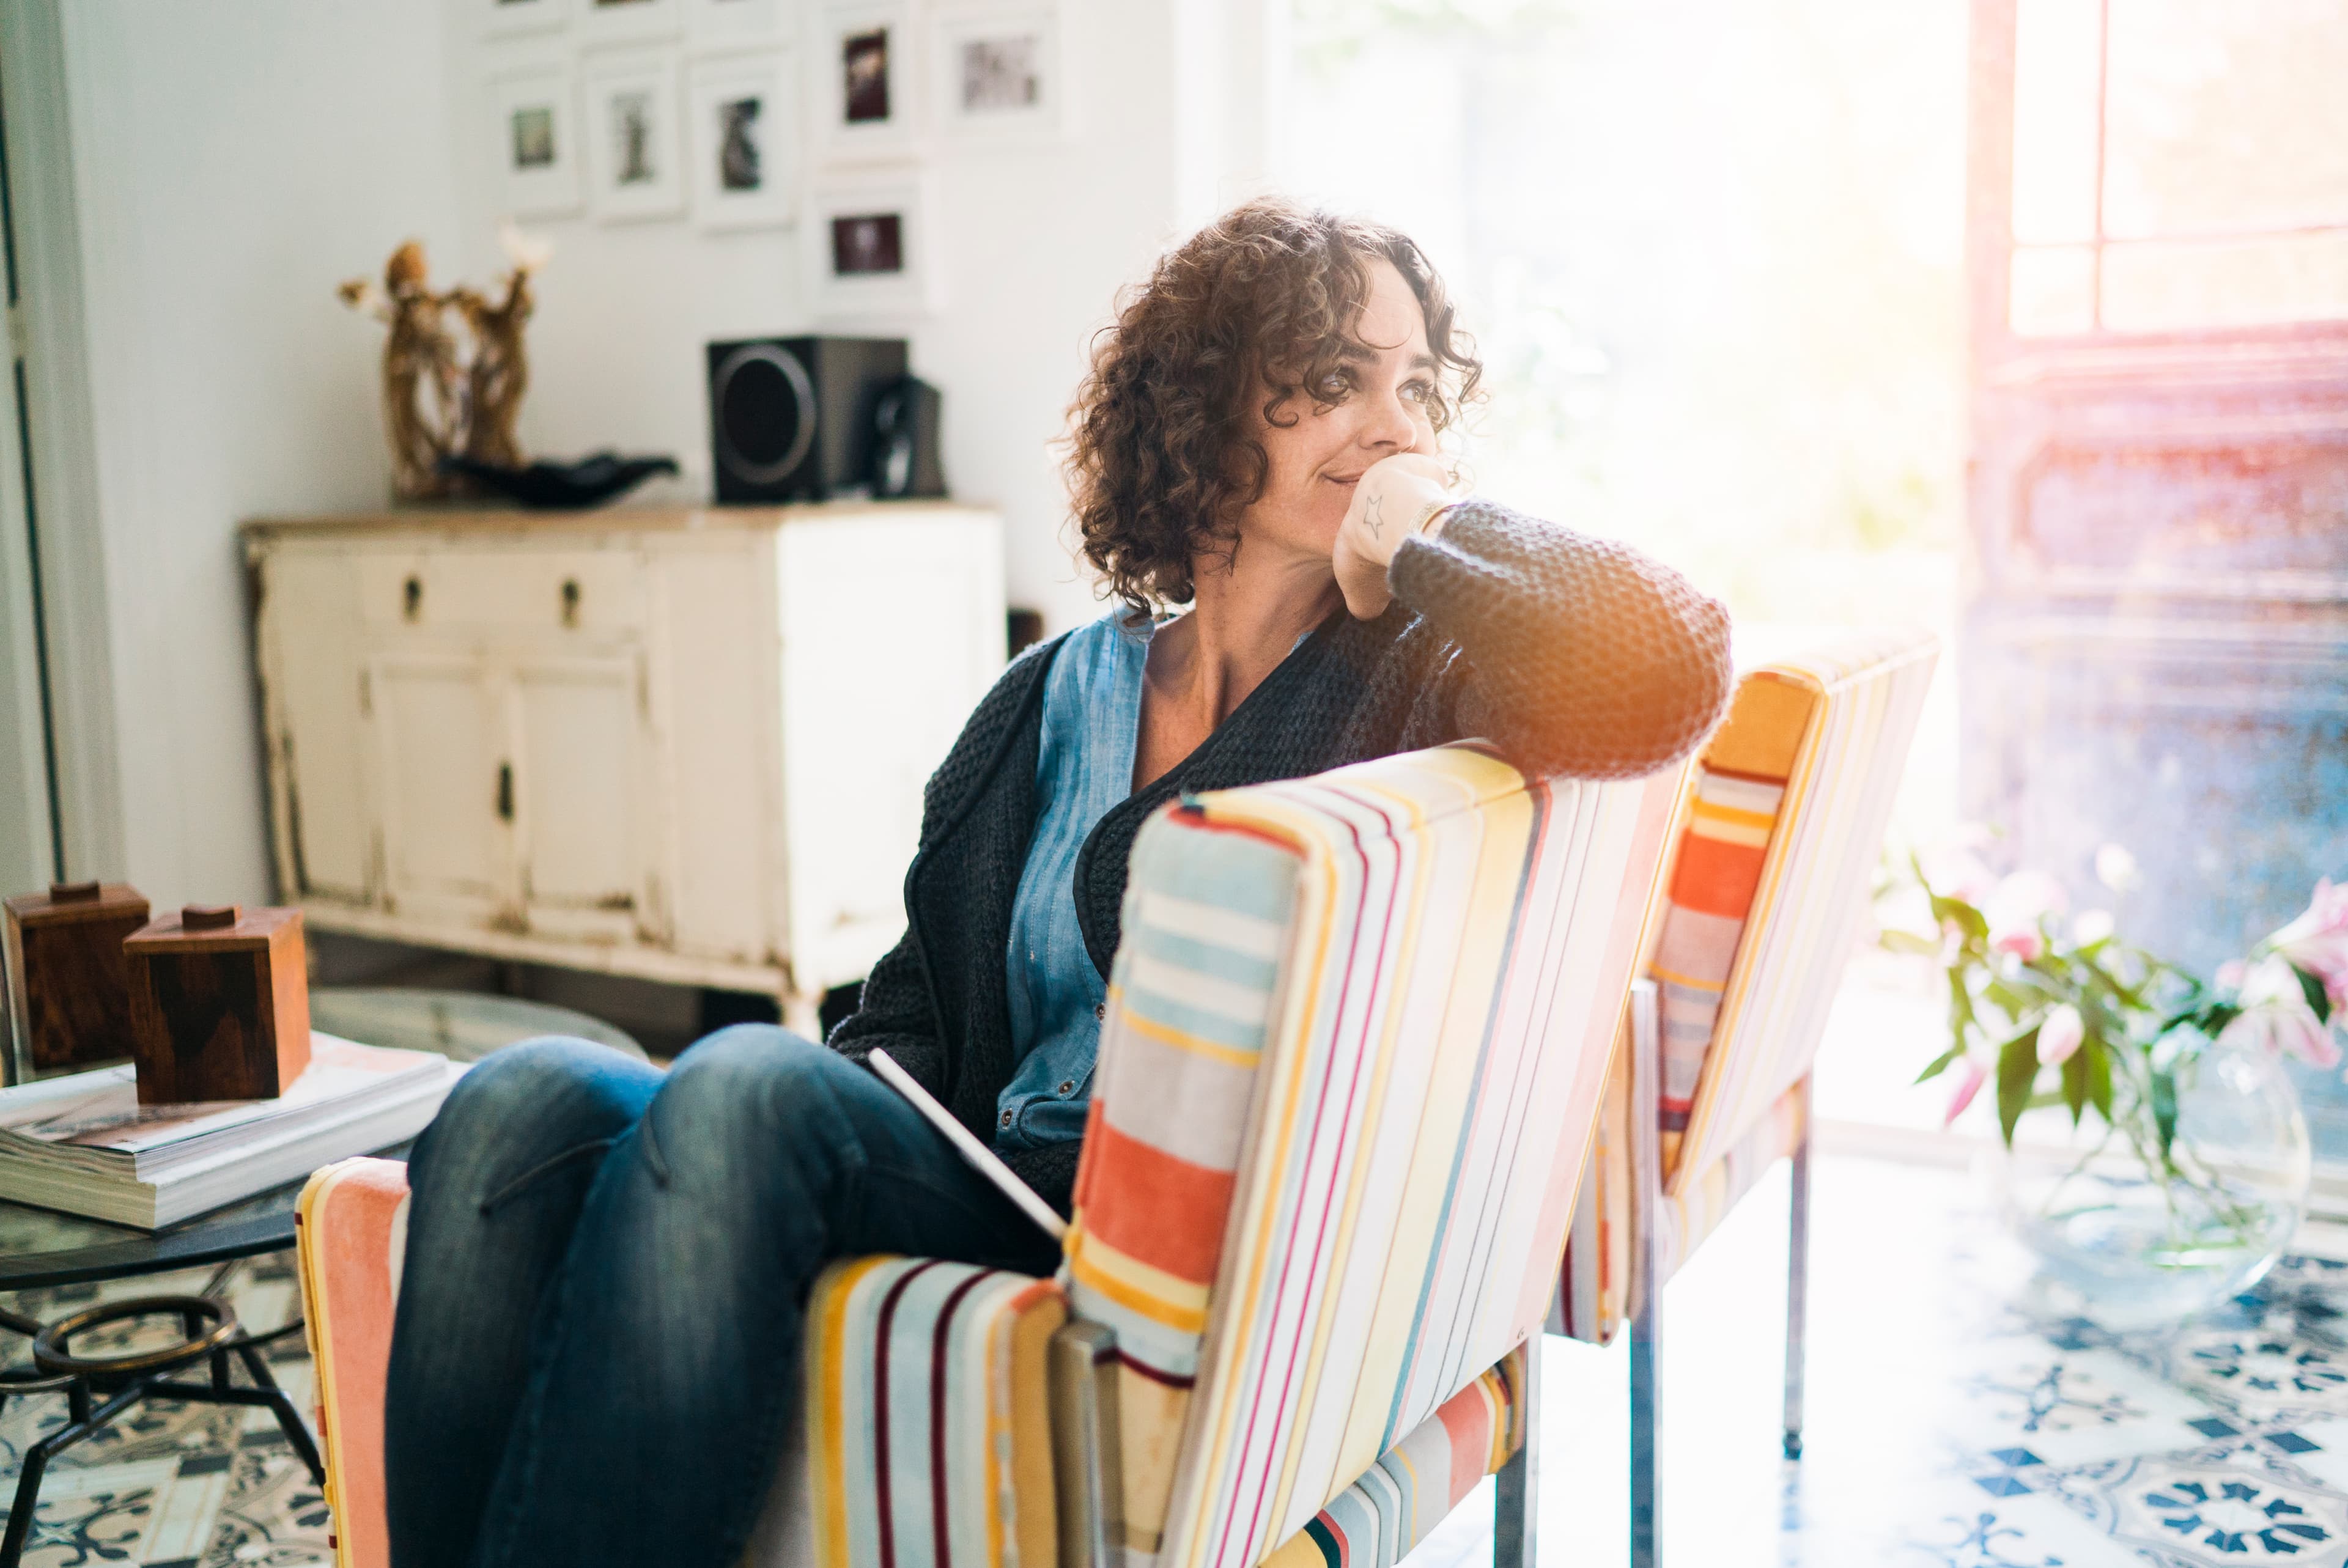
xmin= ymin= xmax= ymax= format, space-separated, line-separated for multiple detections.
xmin=828 ymin=500 xmax=1733 ymax=1212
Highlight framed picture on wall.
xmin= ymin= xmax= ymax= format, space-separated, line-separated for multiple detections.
xmin=583 ymin=52 xmax=687 ymax=221
xmin=816 ymin=1 xmax=917 ymax=161
xmin=932 ymin=6 xmax=1063 ymax=139
xmin=580 ymin=0 xmax=681 ymax=44
xmin=807 ymin=172 xmax=936 ymax=317
xmin=689 ymin=0 xmax=781 ymax=45
xmin=489 ymin=67 xmax=584 ymax=219
xmin=687 ymin=51 xmax=797 ymax=230
xmin=481 ymin=0 xmax=571 ymax=39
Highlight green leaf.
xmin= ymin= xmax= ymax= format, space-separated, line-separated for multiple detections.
xmin=1914 ymin=1042 xmax=1965 ymax=1084
xmin=1930 ymin=894 xmax=1989 ymax=943
xmin=1997 ymin=1025 xmax=2042 ymax=1146
xmin=2298 ymin=963 xmax=2333 ymax=1025
xmin=1879 ymin=929 xmax=1941 ymax=957
xmin=2061 ymin=1045 xmax=2089 ymax=1125
xmin=2086 ymin=1039 xmax=2114 ymax=1121
xmin=2152 ymin=1067 xmax=2179 ymax=1162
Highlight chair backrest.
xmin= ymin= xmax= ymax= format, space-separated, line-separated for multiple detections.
xmin=1063 ymin=744 xmax=1683 ymax=1568
xmin=1662 ymin=628 xmax=1937 ymax=1192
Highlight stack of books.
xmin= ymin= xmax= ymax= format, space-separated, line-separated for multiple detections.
xmin=0 ymin=1034 xmax=456 ymax=1229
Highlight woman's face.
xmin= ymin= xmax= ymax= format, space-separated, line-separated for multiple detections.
xmin=1233 ymin=259 xmax=1440 ymax=567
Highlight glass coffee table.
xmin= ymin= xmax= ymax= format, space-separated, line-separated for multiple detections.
xmin=0 ymin=990 xmax=647 ymax=1567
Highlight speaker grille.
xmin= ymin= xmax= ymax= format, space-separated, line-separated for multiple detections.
xmin=712 ymin=343 xmax=817 ymax=486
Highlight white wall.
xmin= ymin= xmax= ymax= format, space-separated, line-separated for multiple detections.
xmin=440 ymin=2 xmax=1200 ymax=638
xmin=47 ymin=4 xmax=467 ymax=909
xmin=24 ymin=0 xmax=1272 ymax=909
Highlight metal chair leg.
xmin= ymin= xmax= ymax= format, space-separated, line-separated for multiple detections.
xmin=234 ymin=1342 xmax=327 ymax=1483
xmin=1494 ymin=1332 xmax=1541 ymax=1568
xmin=1626 ymin=978 xmax=1662 ymax=1568
xmin=1783 ymin=1084 xmax=1814 ymax=1462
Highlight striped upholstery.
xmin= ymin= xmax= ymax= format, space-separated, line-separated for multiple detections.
xmin=1258 ymin=1349 xmax=1525 ymax=1568
xmin=295 ymin=1158 xmax=411 ymax=1568
xmin=1557 ymin=628 xmax=1937 ymax=1345
xmin=1069 ymin=744 xmax=1682 ymax=1568
xmin=295 ymin=745 xmax=1678 ymax=1568
xmin=797 ymin=1259 xmax=1068 ymax=1568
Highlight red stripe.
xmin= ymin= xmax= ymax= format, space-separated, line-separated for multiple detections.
xmin=929 ymin=1268 xmax=997 ymax=1568
xmin=1115 ymin=1349 xmax=1197 ymax=1389
xmin=872 ymin=1261 xmax=941 ymax=1568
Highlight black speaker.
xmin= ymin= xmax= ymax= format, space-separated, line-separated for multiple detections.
xmin=871 ymin=375 xmax=947 ymax=499
xmin=707 ymin=336 xmax=908 ymax=502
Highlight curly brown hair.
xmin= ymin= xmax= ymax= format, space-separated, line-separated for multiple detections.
xmin=1063 ymin=197 xmax=1483 ymax=617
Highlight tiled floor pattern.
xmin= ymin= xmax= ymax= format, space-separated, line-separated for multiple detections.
xmin=8 ymin=1155 xmax=2348 ymax=1565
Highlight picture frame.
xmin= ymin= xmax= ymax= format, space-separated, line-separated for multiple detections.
xmin=480 ymin=0 xmax=571 ymax=40
xmin=932 ymin=5 xmax=1064 ymax=140
xmin=489 ymin=67 xmax=585 ymax=219
xmin=806 ymin=171 xmax=937 ymax=317
xmin=687 ymin=50 xmax=798 ymax=231
xmin=689 ymin=0 xmax=783 ymax=46
xmin=579 ymin=0 xmax=682 ymax=45
xmin=814 ymin=1 xmax=918 ymax=163
xmin=582 ymin=51 xmax=687 ymax=222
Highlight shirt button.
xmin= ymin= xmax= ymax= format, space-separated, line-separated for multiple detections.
xmin=1094 ymin=1003 xmax=1106 ymax=1021
xmin=1000 ymin=1110 xmax=1014 ymax=1128
xmin=1058 ymin=1080 xmax=1075 ymax=1095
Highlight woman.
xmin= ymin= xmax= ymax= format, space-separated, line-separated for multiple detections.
xmin=384 ymin=198 xmax=1731 ymax=1568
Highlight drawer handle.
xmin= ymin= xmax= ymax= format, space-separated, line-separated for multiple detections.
xmin=497 ymin=762 xmax=514 ymax=823
xmin=560 ymin=578 xmax=581 ymax=628
xmin=403 ymin=576 xmax=423 ymax=621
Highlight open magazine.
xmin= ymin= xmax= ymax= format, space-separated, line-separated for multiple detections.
xmin=0 ymin=1034 xmax=459 ymax=1230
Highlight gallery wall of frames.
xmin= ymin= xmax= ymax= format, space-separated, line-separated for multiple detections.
xmin=473 ymin=0 xmax=1068 ymax=319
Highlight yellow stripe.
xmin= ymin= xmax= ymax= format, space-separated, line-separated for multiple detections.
xmin=1689 ymin=799 xmax=1776 ymax=831
xmin=811 ymin=1256 xmax=893 ymax=1568
xmin=1648 ymin=965 xmax=1724 ymax=993
xmin=1069 ymin=1248 xmax=1209 ymax=1334
xmin=1071 ymin=1230 xmax=1212 ymax=1316
xmin=1114 ymin=994 xmax=1263 ymax=1068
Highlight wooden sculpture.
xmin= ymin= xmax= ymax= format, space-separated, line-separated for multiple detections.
xmin=338 ymin=226 xmax=546 ymax=501
xmin=124 ymin=905 xmax=311 ymax=1103
xmin=3 ymin=881 xmax=150 ymax=1076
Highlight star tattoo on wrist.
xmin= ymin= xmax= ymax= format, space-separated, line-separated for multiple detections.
xmin=1363 ymin=492 xmax=1387 ymax=539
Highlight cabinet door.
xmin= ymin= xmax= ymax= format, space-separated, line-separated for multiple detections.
xmin=512 ymin=653 xmax=653 ymax=942
xmin=259 ymin=551 xmax=370 ymax=903
xmin=371 ymin=653 xmax=510 ymax=925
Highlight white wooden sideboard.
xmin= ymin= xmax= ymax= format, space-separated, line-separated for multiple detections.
xmin=241 ymin=501 xmax=1005 ymax=1033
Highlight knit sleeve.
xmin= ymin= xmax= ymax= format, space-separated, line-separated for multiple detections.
xmin=1385 ymin=499 xmax=1732 ymax=779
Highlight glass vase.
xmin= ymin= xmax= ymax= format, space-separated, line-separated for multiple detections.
xmin=1995 ymin=1036 xmax=2311 ymax=1331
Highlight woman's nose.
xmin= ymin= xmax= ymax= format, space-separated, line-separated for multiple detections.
xmin=1359 ymin=388 xmax=1419 ymax=452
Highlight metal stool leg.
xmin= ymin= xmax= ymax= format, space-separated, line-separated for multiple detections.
xmin=1495 ymin=1332 xmax=1541 ymax=1568
xmin=234 ymin=1343 xmax=327 ymax=1482
xmin=1783 ymin=1083 xmax=1813 ymax=1462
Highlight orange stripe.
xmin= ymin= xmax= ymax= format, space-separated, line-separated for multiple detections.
xmin=1084 ymin=1119 xmax=1237 ymax=1283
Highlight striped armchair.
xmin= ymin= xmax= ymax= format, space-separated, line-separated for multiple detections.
xmin=297 ymin=743 xmax=1684 ymax=1568
xmin=1551 ymin=628 xmax=1938 ymax=1567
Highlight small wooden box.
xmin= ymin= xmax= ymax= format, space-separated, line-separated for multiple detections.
xmin=3 ymin=881 xmax=152 ymax=1077
xmin=124 ymin=905 xmax=311 ymax=1103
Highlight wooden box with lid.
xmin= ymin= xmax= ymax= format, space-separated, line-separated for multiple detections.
xmin=124 ymin=904 xmax=311 ymax=1103
xmin=3 ymin=881 xmax=152 ymax=1077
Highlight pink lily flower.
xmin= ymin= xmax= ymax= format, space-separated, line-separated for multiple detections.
xmin=2268 ymin=879 xmax=2348 ymax=1012
xmin=1944 ymin=1055 xmax=1989 ymax=1127
xmin=2039 ymin=1003 xmax=2085 ymax=1067
xmin=2220 ymin=955 xmax=2342 ymax=1070
xmin=1985 ymin=870 xmax=2066 ymax=962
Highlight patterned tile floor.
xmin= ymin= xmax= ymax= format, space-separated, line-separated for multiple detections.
xmin=7 ymin=1152 xmax=2348 ymax=1566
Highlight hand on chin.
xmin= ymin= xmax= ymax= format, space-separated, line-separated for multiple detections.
xmin=1330 ymin=454 xmax=1456 ymax=619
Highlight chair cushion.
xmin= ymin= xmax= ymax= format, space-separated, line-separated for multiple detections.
xmin=295 ymin=1156 xmax=413 ymax=1568
xmin=790 ymin=1257 xmax=1066 ymax=1568
xmin=1258 ymin=1347 xmax=1526 ymax=1568
xmin=1066 ymin=746 xmax=1678 ymax=1568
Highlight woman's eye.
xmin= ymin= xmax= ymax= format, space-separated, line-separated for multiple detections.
xmin=1401 ymin=380 xmax=1434 ymax=404
xmin=1314 ymin=370 xmax=1352 ymax=401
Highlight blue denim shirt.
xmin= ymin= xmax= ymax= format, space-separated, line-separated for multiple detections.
xmin=995 ymin=613 xmax=1151 ymax=1150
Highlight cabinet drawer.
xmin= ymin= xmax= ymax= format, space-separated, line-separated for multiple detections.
xmin=359 ymin=551 xmax=646 ymax=635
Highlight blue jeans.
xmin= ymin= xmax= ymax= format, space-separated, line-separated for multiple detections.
xmin=383 ymin=1026 xmax=1060 ymax=1568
